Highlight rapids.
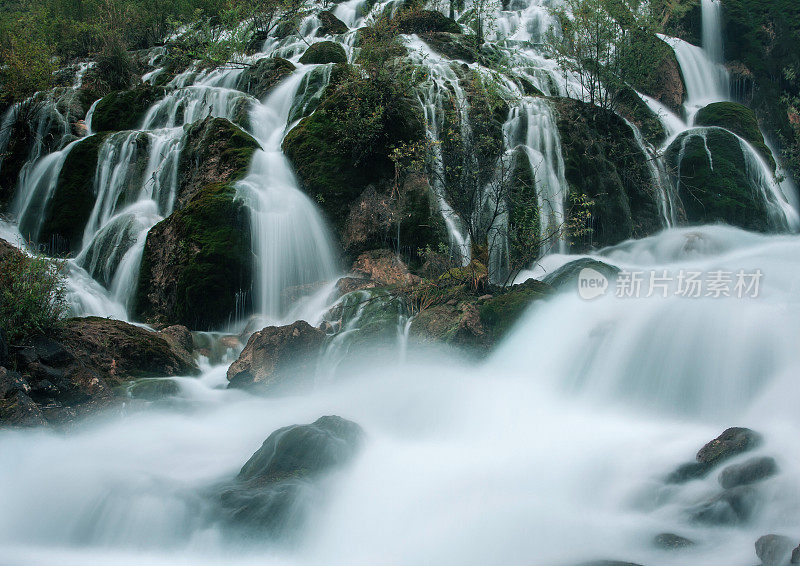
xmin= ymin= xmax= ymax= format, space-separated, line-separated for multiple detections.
xmin=2 ymin=226 xmax=800 ymax=566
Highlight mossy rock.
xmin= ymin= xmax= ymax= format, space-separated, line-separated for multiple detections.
xmin=553 ymin=97 xmax=662 ymax=251
xmin=237 ymin=58 xmax=296 ymax=100
xmin=694 ymin=102 xmax=775 ymax=171
xmin=177 ymin=117 xmax=260 ymax=209
xmin=616 ymin=87 xmax=667 ymax=146
xmin=299 ymin=41 xmax=347 ymax=65
xmin=135 ymin=182 xmax=253 ymax=330
xmin=625 ymin=32 xmax=686 ymax=113
xmin=419 ymin=32 xmax=478 ymax=62
xmin=319 ymin=10 xmax=348 ymax=35
xmin=665 ymin=127 xmax=774 ymax=231
xmin=91 ymin=86 xmax=166 ymax=132
xmin=38 ymin=133 xmax=108 ymax=254
xmin=394 ymin=9 xmax=461 ymax=34
xmin=661 ymin=0 xmax=701 ymax=45
xmin=124 ymin=378 xmax=181 ymax=400
xmin=283 ymin=84 xmax=425 ymax=238
xmin=478 ymin=279 xmax=553 ymax=342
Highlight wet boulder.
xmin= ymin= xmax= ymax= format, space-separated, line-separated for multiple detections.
xmin=226 ymin=321 xmax=326 ymax=391
xmin=665 ymin=127 xmax=777 ymax=232
xmin=419 ymin=32 xmax=478 ymax=62
xmin=319 ymin=10 xmax=348 ymax=35
xmin=298 ymin=41 xmax=347 ymax=64
xmin=668 ymin=427 xmax=761 ymax=483
xmin=694 ymin=101 xmax=775 ymax=170
xmin=755 ymin=534 xmax=796 ymax=566
xmin=59 ymin=317 xmax=199 ymax=385
xmin=542 ymin=258 xmax=620 ymax=291
xmin=218 ymin=415 xmax=363 ymax=538
xmin=627 ymin=33 xmax=685 ymax=114
xmin=91 ymin=86 xmax=166 ymax=132
xmin=176 ymin=117 xmax=260 ymax=209
xmin=237 ymin=57 xmax=296 ymax=100
xmin=719 ymin=456 xmax=778 ymax=489
xmin=134 ymin=182 xmax=254 ymax=330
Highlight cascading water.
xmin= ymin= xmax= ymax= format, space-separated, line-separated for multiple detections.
xmin=235 ymin=67 xmax=340 ymax=322
xmin=4 ymin=227 xmax=800 ymax=566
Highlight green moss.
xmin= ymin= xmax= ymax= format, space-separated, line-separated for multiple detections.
xmin=237 ymin=57 xmax=296 ymax=99
xmin=721 ymin=0 xmax=800 ymax=153
xmin=91 ymin=86 xmax=166 ymax=132
xmin=478 ymin=279 xmax=552 ymax=341
xmin=553 ymin=97 xmax=662 ymax=250
xmin=298 ymin=41 xmax=347 ymax=65
xmin=616 ymin=87 xmax=667 ymax=146
xmin=624 ymin=32 xmax=685 ymax=114
xmin=282 ymin=82 xmax=424 ymax=236
xmin=393 ymin=9 xmax=461 ymax=34
xmin=508 ymin=148 xmax=541 ymax=265
xmin=695 ymin=102 xmax=776 ymax=171
xmin=135 ymin=182 xmax=253 ymax=330
xmin=176 ymin=117 xmax=260 ymax=208
xmin=38 ymin=133 xmax=108 ymax=253
xmin=666 ymin=127 xmax=772 ymax=231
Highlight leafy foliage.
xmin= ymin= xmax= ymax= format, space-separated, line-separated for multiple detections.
xmin=0 ymin=250 xmax=69 ymax=343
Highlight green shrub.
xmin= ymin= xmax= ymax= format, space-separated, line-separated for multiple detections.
xmin=0 ymin=251 xmax=68 ymax=343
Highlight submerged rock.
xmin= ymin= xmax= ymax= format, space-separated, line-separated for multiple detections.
xmin=691 ymin=485 xmax=758 ymax=525
xmin=542 ymin=258 xmax=620 ymax=291
xmin=719 ymin=456 xmax=778 ymax=489
xmin=668 ymin=427 xmax=762 ymax=483
xmin=755 ymin=534 xmax=796 ymax=566
xmin=299 ymin=41 xmax=347 ymax=64
xmin=226 ymin=321 xmax=326 ymax=391
xmin=218 ymin=415 xmax=363 ymax=538
xmin=653 ymin=533 xmax=695 ymax=550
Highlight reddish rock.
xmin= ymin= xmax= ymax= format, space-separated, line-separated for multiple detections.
xmin=227 ymin=321 xmax=326 ymax=390
xmin=351 ymin=249 xmax=418 ymax=286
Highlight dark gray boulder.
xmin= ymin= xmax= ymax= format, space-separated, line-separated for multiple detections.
xmin=668 ymin=427 xmax=762 ymax=484
xmin=218 ymin=415 xmax=363 ymax=538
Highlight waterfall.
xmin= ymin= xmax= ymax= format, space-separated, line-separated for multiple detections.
xmin=504 ymin=98 xmax=569 ymax=254
xmin=701 ymin=0 xmax=724 ymax=64
xmin=659 ymin=35 xmax=729 ymax=113
xmin=235 ymin=68 xmax=340 ymax=322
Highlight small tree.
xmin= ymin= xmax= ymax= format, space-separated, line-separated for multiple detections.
xmin=548 ymin=0 xmax=662 ymax=112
